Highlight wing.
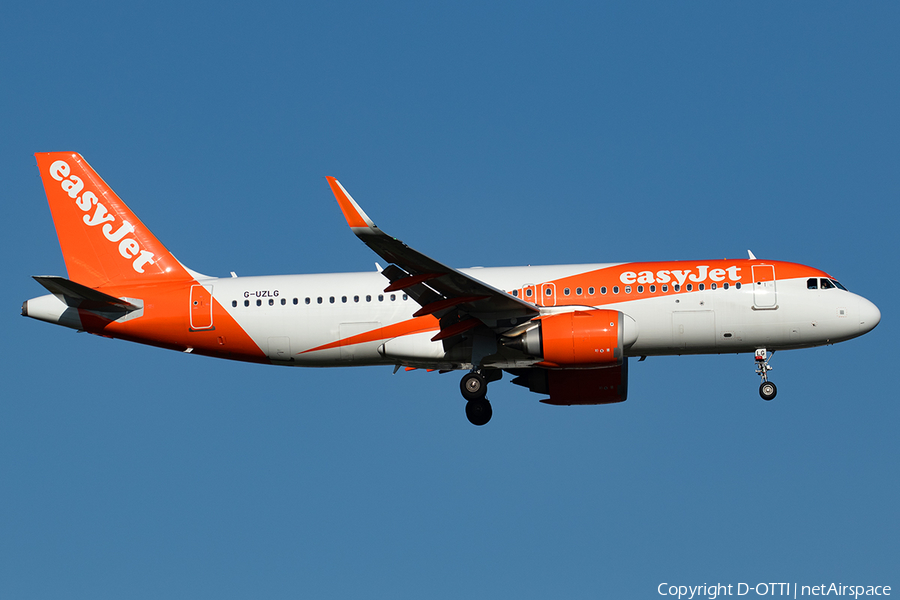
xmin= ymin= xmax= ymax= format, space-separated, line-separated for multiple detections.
xmin=326 ymin=177 xmax=539 ymax=342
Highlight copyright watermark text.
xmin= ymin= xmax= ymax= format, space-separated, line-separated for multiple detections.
xmin=658 ymin=583 xmax=891 ymax=599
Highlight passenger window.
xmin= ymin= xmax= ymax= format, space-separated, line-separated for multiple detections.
xmin=723 ymin=283 xmax=729 ymax=289
xmin=232 ymin=300 xmax=237 ymax=307
xmin=281 ymin=298 xmax=286 ymax=305
xmin=512 ymin=290 xmax=518 ymax=297
xmin=545 ymin=288 xmax=552 ymax=296
xmin=613 ymin=286 xmax=619 ymax=294
xmin=257 ymin=299 xmax=262 ymax=306
xmin=649 ymin=285 xmax=656 ymax=293
xmin=342 ymin=296 xmax=347 ymax=303
xmin=366 ymin=295 xmax=372 ymax=302
xmin=317 ymin=297 xmax=323 ymax=304
xmin=378 ymin=294 xmax=384 ymax=302
xmin=305 ymin=298 xmax=310 ymax=305
xmin=294 ymin=298 xmax=299 ymax=305
xmin=576 ymin=287 xmax=583 ymax=295
xmin=588 ymin=287 xmax=595 ymax=295
xmin=736 ymin=282 xmax=742 ymax=289
xmin=807 ymin=278 xmax=818 ymax=290
xmin=674 ymin=284 xmax=680 ymax=292
xmin=330 ymin=297 xmax=335 ymax=303
xmin=711 ymin=283 xmax=716 ymax=290
xmin=525 ymin=289 xmax=532 ymax=297
xmin=820 ymin=279 xmax=835 ymax=290
xmin=244 ymin=300 xmax=249 ymax=307
xmin=625 ymin=286 xmax=631 ymax=294
xmin=354 ymin=295 xmax=359 ymax=302
xmin=686 ymin=284 xmax=693 ymax=291
xmin=637 ymin=285 xmax=643 ymax=293
xmin=662 ymin=285 xmax=668 ymax=292
xmin=698 ymin=283 xmax=704 ymax=291
xmin=601 ymin=287 xmax=607 ymax=295
xmin=564 ymin=288 xmax=570 ymax=296
xmin=390 ymin=294 xmax=396 ymax=301
xmin=403 ymin=294 xmax=408 ymax=300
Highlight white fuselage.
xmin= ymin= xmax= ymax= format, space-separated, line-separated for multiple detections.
xmin=199 ymin=263 xmax=878 ymax=368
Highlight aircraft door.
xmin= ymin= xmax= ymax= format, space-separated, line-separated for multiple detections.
xmin=751 ymin=265 xmax=777 ymax=309
xmin=673 ymin=310 xmax=716 ymax=350
xmin=189 ymin=284 xmax=214 ymax=330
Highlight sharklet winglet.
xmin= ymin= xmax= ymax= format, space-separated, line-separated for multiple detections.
xmin=326 ymin=177 xmax=377 ymax=230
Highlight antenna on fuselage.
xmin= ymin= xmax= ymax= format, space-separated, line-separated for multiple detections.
xmin=747 ymin=250 xmax=757 ymax=260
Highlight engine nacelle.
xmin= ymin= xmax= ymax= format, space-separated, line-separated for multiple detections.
xmin=505 ymin=309 xmax=638 ymax=367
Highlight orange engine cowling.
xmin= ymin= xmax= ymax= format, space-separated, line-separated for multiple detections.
xmin=505 ymin=309 xmax=638 ymax=367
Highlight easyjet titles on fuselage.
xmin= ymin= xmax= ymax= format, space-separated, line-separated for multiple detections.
xmin=618 ymin=265 xmax=743 ymax=287
xmin=48 ymin=159 xmax=156 ymax=274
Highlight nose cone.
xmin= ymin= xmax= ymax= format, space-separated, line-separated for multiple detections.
xmin=858 ymin=297 xmax=881 ymax=334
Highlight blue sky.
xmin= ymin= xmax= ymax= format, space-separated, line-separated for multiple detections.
xmin=2 ymin=2 xmax=897 ymax=598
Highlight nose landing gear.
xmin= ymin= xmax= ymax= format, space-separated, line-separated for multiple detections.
xmin=755 ymin=349 xmax=777 ymax=401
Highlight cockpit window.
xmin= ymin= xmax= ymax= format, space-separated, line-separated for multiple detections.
xmin=807 ymin=278 xmax=818 ymax=290
xmin=832 ymin=279 xmax=848 ymax=291
xmin=820 ymin=278 xmax=835 ymax=290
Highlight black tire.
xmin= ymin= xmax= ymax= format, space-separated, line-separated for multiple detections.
xmin=465 ymin=400 xmax=492 ymax=426
xmin=460 ymin=372 xmax=487 ymax=401
xmin=759 ymin=381 xmax=777 ymax=401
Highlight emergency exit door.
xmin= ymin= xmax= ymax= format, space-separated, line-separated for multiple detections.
xmin=190 ymin=284 xmax=214 ymax=330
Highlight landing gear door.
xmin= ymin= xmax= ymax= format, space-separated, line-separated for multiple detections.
xmin=190 ymin=284 xmax=214 ymax=330
xmin=751 ymin=265 xmax=777 ymax=309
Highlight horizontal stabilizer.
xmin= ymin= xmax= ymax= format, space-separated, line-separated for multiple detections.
xmin=33 ymin=276 xmax=139 ymax=311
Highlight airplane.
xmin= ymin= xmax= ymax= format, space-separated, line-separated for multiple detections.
xmin=23 ymin=152 xmax=881 ymax=425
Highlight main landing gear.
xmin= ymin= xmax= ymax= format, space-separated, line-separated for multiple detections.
xmin=460 ymin=370 xmax=500 ymax=426
xmin=755 ymin=349 xmax=777 ymax=401
xmin=465 ymin=397 xmax=492 ymax=426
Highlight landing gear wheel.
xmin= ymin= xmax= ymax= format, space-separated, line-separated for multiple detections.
xmin=754 ymin=349 xmax=777 ymax=401
xmin=460 ymin=372 xmax=487 ymax=401
xmin=465 ymin=400 xmax=492 ymax=426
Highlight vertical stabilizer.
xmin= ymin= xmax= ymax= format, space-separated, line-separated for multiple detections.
xmin=35 ymin=152 xmax=192 ymax=288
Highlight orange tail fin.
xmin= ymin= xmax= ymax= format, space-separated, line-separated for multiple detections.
xmin=35 ymin=152 xmax=193 ymax=288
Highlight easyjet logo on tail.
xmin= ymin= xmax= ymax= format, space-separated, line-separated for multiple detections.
xmin=49 ymin=160 xmax=156 ymax=274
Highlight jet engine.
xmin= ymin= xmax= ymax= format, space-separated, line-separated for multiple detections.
xmin=504 ymin=309 xmax=638 ymax=366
